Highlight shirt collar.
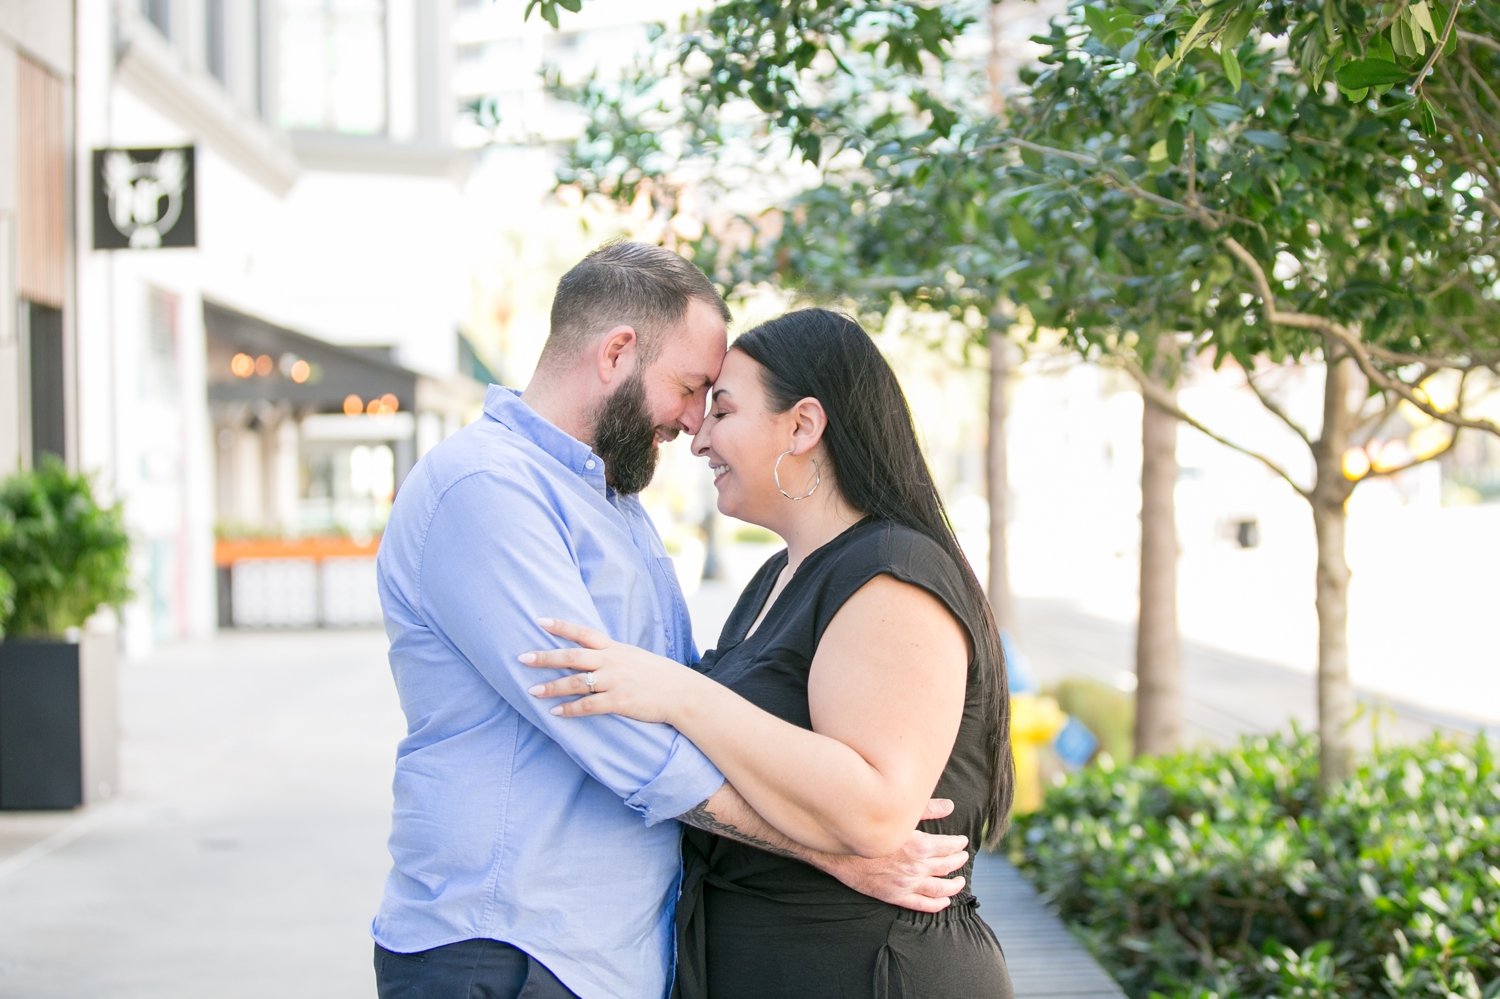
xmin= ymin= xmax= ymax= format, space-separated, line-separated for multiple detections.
xmin=484 ymin=385 xmax=609 ymax=491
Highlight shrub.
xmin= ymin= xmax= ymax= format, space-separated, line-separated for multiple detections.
xmin=1047 ymin=675 xmax=1136 ymax=763
xmin=0 ymin=506 xmax=14 ymax=639
xmin=1010 ymin=729 xmax=1500 ymax=998
xmin=0 ymin=458 xmax=132 ymax=637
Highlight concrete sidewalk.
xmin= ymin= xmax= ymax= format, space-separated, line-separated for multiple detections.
xmin=0 ymin=628 xmax=401 ymax=998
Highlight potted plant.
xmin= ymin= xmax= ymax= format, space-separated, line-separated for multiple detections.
xmin=0 ymin=458 xmax=131 ymax=809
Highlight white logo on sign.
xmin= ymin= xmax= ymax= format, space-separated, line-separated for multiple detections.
xmin=103 ymin=150 xmax=187 ymax=248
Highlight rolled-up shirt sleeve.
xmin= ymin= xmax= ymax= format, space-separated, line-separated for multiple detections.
xmin=417 ymin=470 xmax=725 ymax=824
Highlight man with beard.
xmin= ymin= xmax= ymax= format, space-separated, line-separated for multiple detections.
xmin=371 ymin=241 xmax=970 ymax=999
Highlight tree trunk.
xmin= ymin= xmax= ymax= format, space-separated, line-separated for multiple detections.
xmin=1134 ymin=375 xmax=1182 ymax=755
xmin=1312 ymin=355 xmax=1358 ymax=789
xmin=983 ymin=10 xmax=1013 ymax=635
xmin=985 ymin=328 xmax=1014 ymax=632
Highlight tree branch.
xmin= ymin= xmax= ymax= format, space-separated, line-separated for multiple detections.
xmin=1413 ymin=0 xmax=1463 ymax=94
xmin=1457 ymin=29 xmax=1500 ymax=55
xmin=1186 ymin=130 xmax=1198 ymax=207
xmin=1221 ymin=237 xmax=1500 ymax=437
xmin=1002 ymin=136 xmax=1500 ymax=437
xmin=1338 ymin=329 xmax=1500 ymax=370
xmin=1243 ymin=364 xmax=1314 ymax=447
xmin=1221 ymin=235 xmax=1278 ymax=327
xmin=1118 ymin=355 xmax=1310 ymax=499
xmin=1362 ymin=427 xmax=1461 ymax=481
xmin=1458 ymin=57 xmax=1500 ymax=126
xmin=1374 ymin=1 xmax=1415 ymax=37
xmin=1355 ymin=387 xmax=1403 ymax=437
xmin=993 ymin=134 xmax=1290 ymax=237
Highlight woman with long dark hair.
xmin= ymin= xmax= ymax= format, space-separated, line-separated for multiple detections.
xmin=523 ymin=308 xmax=1015 ymax=998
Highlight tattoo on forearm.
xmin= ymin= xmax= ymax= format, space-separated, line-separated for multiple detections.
xmin=679 ymin=799 xmax=801 ymax=860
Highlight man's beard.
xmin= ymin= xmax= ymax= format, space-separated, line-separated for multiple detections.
xmin=589 ymin=372 xmax=661 ymax=495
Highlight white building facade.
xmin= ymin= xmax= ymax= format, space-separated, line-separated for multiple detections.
xmin=1 ymin=0 xmax=486 ymax=654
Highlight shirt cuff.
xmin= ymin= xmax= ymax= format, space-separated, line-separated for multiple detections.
xmin=625 ymin=735 xmax=725 ymax=826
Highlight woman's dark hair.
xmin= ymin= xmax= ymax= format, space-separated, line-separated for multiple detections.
xmin=734 ymin=308 xmax=1015 ymax=844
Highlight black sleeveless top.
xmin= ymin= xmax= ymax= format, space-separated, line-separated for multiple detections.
xmin=674 ymin=518 xmax=1012 ymax=999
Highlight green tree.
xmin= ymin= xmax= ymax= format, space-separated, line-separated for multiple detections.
xmin=529 ymin=0 xmax=1500 ymax=787
xmin=994 ymin=0 xmax=1500 ymax=785
xmin=543 ymin=0 xmax=1030 ymax=635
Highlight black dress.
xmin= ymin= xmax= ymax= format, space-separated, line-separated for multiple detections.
xmin=674 ymin=518 xmax=1013 ymax=999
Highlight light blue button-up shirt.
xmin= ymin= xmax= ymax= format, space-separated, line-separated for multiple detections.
xmin=373 ymin=386 xmax=726 ymax=999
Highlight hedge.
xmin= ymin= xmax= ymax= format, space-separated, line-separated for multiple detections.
xmin=1009 ymin=729 xmax=1500 ymax=998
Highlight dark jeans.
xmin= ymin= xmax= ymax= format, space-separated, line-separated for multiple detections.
xmin=375 ymin=939 xmax=580 ymax=999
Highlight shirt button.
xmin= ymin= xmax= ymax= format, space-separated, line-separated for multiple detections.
xmin=585 ymin=459 xmax=596 ymax=470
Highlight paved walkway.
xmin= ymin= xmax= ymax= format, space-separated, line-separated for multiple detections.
xmin=972 ymin=852 xmax=1124 ymax=998
xmin=3 ymin=578 xmax=1482 ymax=997
xmin=0 ymin=628 xmax=397 ymax=998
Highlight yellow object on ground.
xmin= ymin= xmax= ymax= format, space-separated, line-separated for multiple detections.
xmin=1010 ymin=693 xmax=1067 ymax=814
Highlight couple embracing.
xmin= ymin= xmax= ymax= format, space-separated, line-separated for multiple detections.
xmin=372 ymin=241 xmax=1016 ymax=999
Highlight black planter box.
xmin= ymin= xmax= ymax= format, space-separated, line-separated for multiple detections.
xmin=0 ymin=633 xmax=118 ymax=810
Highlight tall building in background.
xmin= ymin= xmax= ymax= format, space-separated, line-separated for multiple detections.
xmin=6 ymin=0 xmax=490 ymax=652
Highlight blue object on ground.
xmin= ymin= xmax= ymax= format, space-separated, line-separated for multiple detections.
xmin=1003 ymin=629 xmax=1099 ymax=768
xmin=1053 ymin=715 xmax=1099 ymax=768
xmin=1001 ymin=631 xmax=1036 ymax=694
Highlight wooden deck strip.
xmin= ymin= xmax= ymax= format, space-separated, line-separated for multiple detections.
xmin=971 ymin=851 xmax=1127 ymax=999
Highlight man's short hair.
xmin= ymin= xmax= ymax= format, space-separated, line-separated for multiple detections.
xmin=543 ymin=240 xmax=730 ymax=366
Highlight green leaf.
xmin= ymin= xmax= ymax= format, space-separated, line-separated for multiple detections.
xmin=1242 ymin=129 xmax=1290 ymax=150
xmin=1391 ymin=18 xmax=1412 ymax=60
xmin=1221 ymin=46 xmax=1242 ymax=92
xmin=1223 ymin=5 xmax=1257 ymax=49
xmin=1441 ymin=5 xmax=1459 ymax=53
xmin=1411 ymin=0 xmax=1438 ymax=38
xmin=1181 ymin=9 xmax=1214 ymax=55
xmin=0 ymin=458 xmax=132 ymax=635
xmin=1334 ymin=59 xmax=1410 ymax=89
xmin=1083 ymin=5 xmax=1110 ymax=43
xmin=1418 ymin=97 xmax=1437 ymax=137
xmin=1010 ymin=213 xmax=1038 ymax=251
xmin=1205 ymin=102 xmax=1243 ymax=125
xmin=1403 ymin=14 xmax=1427 ymax=57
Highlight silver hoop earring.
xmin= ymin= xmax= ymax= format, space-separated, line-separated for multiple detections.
xmin=774 ymin=449 xmax=820 ymax=501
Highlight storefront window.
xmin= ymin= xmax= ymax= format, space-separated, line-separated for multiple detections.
xmin=300 ymin=441 xmax=394 ymax=537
